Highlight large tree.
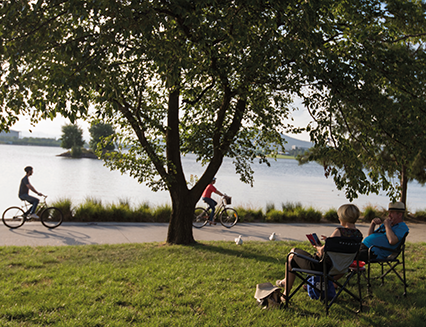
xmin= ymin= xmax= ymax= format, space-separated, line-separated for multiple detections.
xmin=1 ymin=0 xmax=424 ymax=243
xmin=297 ymin=1 xmax=426 ymax=205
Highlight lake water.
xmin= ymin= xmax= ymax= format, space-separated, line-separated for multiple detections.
xmin=1 ymin=144 xmax=425 ymax=213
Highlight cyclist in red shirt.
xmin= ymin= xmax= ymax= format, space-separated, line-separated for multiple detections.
xmin=201 ymin=177 xmax=224 ymax=225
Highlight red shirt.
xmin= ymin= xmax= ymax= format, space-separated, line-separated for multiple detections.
xmin=202 ymin=184 xmax=217 ymax=198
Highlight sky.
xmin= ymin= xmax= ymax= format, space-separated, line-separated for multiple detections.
xmin=10 ymin=103 xmax=313 ymax=142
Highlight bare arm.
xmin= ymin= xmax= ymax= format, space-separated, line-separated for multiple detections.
xmin=383 ymin=218 xmax=399 ymax=245
xmin=214 ymin=189 xmax=224 ymax=197
xmin=26 ymin=182 xmax=42 ymax=196
xmin=316 ymin=228 xmax=341 ymax=257
xmin=368 ymin=218 xmax=382 ymax=236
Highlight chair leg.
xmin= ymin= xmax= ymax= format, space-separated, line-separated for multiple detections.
xmin=402 ymin=250 xmax=407 ymax=297
xmin=380 ymin=263 xmax=385 ymax=286
xmin=367 ymin=262 xmax=372 ymax=296
xmin=357 ymin=269 xmax=363 ymax=312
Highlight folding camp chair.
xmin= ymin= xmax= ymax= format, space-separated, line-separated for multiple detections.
xmin=283 ymin=237 xmax=363 ymax=315
xmin=366 ymin=232 xmax=409 ymax=297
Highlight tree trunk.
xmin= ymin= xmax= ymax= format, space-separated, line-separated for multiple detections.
xmin=400 ymin=164 xmax=408 ymax=206
xmin=166 ymin=189 xmax=198 ymax=244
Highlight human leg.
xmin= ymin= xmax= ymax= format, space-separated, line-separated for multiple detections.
xmin=202 ymin=197 xmax=217 ymax=221
xmin=278 ymin=248 xmax=317 ymax=296
xmin=19 ymin=194 xmax=39 ymax=214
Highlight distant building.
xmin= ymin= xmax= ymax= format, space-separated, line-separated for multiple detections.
xmin=0 ymin=130 xmax=20 ymax=138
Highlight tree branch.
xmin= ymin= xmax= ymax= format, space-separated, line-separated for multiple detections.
xmin=182 ymin=79 xmax=215 ymax=105
xmin=114 ymin=100 xmax=169 ymax=180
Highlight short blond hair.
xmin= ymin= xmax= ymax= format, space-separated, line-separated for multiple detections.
xmin=337 ymin=204 xmax=360 ymax=224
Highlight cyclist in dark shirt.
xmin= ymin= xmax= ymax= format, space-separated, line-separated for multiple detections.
xmin=18 ymin=166 xmax=44 ymax=218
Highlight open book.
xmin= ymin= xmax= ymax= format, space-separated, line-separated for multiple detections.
xmin=306 ymin=233 xmax=322 ymax=246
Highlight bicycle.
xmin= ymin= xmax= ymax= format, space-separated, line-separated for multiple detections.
xmin=193 ymin=195 xmax=238 ymax=228
xmin=2 ymin=195 xmax=63 ymax=229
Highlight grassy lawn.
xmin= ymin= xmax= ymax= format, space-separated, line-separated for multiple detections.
xmin=0 ymin=241 xmax=425 ymax=326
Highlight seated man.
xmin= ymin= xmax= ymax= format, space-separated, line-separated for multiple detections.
xmin=358 ymin=202 xmax=409 ymax=261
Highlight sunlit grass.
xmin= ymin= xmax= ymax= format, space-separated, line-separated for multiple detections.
xmin=0 ymin=241 xmax=424 ymax=326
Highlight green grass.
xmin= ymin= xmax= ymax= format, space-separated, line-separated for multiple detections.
xmin=0 ymin=241 xmax=425 ymax=326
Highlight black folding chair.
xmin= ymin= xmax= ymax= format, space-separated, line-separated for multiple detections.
xmin=284 ymin=237 xmax=363 ymax=315
xmin=366 ymin=232 xmax=409 ymax=297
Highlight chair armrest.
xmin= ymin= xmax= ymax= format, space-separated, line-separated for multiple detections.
xmin=369 ymin=243 xmax=404 ymax=261
xmin=369 ymin=244 xmax=396 ymax=252
xmin=288 ymin=251 xmax=320 ymax=264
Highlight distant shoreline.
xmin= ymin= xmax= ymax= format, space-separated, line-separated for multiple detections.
xmin=57 ymin=150 xmax=98 ymax=159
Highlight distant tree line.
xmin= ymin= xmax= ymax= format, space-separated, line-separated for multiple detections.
xmin=0 ymin=136 xmax=61 ymax=147
xmin=287 ymin=148 xmax=309 ymax=157
xmin=0 ymin=122 xmax=115 ymax=158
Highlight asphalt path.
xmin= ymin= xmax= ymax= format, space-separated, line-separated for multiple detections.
xmin=0 ymin=221 xmax=424 ymax=246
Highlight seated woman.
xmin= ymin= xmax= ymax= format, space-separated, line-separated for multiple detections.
xmin=276 ymin=203 xmax=363 ymax=298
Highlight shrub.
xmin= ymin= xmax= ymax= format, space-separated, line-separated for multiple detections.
xmin=304 ymin=207 xmax=322 ymax=222
xmin=362 ymin=205 xmax=382 ymax=222
xmin=265 ymin=202 xmax=275 ymax=213
xmin=282 ymin=208 xmax=298 ymax=221
xmin=324 ymin=208 xmax=338 ymax=223
xmin=52 ymin=198 xmax=74 ymax=222
xmin=265 ymin=209 xmax=284 ymax=222
xmin=413 ymin=209 xmax=426 ymax=221
xmin=152 ymin=204 xmax=172 ymax=222
xmin=104 ymin=203 xmax=133 ymax=221
xmin=74 ymin=198 xmax=105 ymax=222
xmin=282 ymin=201 xmax=303 ymax=211
xmin=234 ymin=207 xmax=264 ymax=222
xmin=133 ymin=202 xmax=153 ymax=222
xmin=293 ymin=207 xmax=322 ymax=222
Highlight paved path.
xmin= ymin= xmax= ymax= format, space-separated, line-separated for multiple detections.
xmin=0 ymin=221 xmax=424 ymax=246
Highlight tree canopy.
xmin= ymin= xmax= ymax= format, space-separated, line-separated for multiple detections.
xmin=297 ymin=1 xmax=426 ymax=204
xmin=89 ymin=121 xmax=115 ymax=152
xmin=1 ymin=0 xmax=425 ymax=243
xmin=60 ymin=124 xmax=84 ymax=150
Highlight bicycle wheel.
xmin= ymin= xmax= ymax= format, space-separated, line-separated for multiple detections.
xmin=2 ymin=206 xmax=26 ymax=229
xmin=220 ymin=208 xmax=238 ymax=228
xmin=40 ymin=207 xmax=63 ymax=228
xmin=193 ymin=207 xmax=209 ymax=228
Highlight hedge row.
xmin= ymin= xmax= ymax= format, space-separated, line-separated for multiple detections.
xmin=50 ymin=198 xmax=426 ymax=223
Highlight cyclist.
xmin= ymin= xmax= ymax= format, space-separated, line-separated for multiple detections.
xmin=18 ymin=166 xmax=44 ymax=218
xmin=201 ymin=177 xmax=224 ymax=225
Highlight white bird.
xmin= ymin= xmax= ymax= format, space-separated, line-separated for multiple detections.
xmin=235 ymin=235 xmax=243 ymax=245
xmin=269 ymin=232 xmax=276 ymax=241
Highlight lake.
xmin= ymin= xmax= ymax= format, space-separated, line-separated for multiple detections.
xmin=1 ymin=144 xmax=425 ymax=213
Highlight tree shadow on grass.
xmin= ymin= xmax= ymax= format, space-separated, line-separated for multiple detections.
xmin=192 ymin=241 xmax=290 ymax=265
xmin=358 ymin=281 xmax=426 ymax=327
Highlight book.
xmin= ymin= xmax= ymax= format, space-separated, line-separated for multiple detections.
xmin=306 ymin=233 xmax=322 ymax=246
